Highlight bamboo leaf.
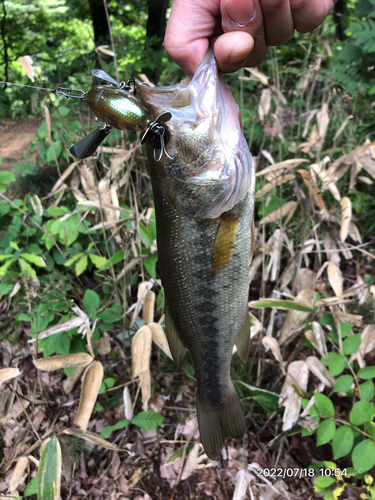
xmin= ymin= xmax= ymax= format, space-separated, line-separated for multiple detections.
xmin=37 ymin=437 xmax=62 ymax=500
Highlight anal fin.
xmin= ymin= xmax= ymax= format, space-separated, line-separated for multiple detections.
xmin=236 ymin=312 xmax=251 ymax=363
xmin=165 ymin=301 xmax=186 ymax=369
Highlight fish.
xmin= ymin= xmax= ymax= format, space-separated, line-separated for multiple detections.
xmin=137 ymin=48 xmax=255 ymax=460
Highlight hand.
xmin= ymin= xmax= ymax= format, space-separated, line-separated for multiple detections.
xmin=164 ymin=0 xmax=337 ymax=75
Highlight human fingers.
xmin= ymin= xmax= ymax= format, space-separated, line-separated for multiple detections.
xmin=213 ymin=32 xmax=254 ymax=74
xmin=164 ymin=0 xmax=220 ymax=76
xmin=220 ymin=0 xmax=268 ymax=68
xmin=290 ymin=0 xmax=336 ymax=33
xmin=259 ymin=0 xmax=294 ymax=46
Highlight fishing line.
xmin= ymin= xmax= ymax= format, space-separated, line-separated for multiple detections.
xmin=0 ymin=80 xmax=56 ymax=92
xmin=0 ymin=81 xmax=87 ymax=99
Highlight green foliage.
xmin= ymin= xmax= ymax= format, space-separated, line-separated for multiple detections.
xmin=131 ymin=410 xmax=165 ymax=430
xmin=100 ymin=419 xmax=129 ymax=439
xmin=332 ymin=2 xmax=375 ymax=96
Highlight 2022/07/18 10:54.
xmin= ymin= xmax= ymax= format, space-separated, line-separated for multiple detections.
xmin=256 ymin=467 xmax=347 ymax=479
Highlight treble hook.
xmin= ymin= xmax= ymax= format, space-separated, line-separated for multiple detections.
xmin=141 ymin=111 xmax=174 ymax=161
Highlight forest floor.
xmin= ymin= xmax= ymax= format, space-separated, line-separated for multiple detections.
xmin=0 ymin=118 xmax=42 ymax=171
xmin=1 ymin=120 xmax=375 ymax=500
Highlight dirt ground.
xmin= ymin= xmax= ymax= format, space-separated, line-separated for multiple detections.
xmin=0 ymin=118 xmax=43 ymax=171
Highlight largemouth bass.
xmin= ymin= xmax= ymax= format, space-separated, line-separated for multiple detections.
xmin=137 ymin=49 xmax=255 ymax=460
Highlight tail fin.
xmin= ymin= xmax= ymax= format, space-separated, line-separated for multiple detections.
xmin=196 ymin=385 xmax=246 ymax=460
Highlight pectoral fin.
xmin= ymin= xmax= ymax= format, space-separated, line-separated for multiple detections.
xmin=165 ymin=301 xmax=186 ymax=369
xmin=212 ymin=215 xmax=239 ymax=275
xmin=236 ymin=312 xmax=251 ymax=363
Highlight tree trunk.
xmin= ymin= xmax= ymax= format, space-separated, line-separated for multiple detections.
xmin=333 ymin=0 xmax=346 ymax=42
xmin=88 ymin=0 xmax=110 ymax=46
xmin=144 ymin=0 xmax=169 ymax=83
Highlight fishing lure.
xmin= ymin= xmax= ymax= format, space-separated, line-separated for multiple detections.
xmin=1 ymin=72 xmax=171 ymax=161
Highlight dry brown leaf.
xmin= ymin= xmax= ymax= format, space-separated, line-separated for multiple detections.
xmin=258 ymin=88 xmax=272 ymax=122
xmin=148 ymin=322 xmax=173 ymax=360
xmin=256 ymin=158 xmax=309 ymax=178
xmin=98 ymin=178 xmax=121 ymax=244
xmin=317 ymin=102 xmax=330 ymax=141
xmin=180 ymin=443 xmax=201 ymax=481
xmin=261 ymin=149 xmax=274 ymax=166
xmin=74 ymin=361 xmax=104 ymax=431
xmin=299 ymin=124 xmax=319 ymax=154
xmin=130 ymin=281 xmax=153 ymax=328
xmin=34 ymin=353 xmax=93 ymax=372
xmin=340 ymin=197 xmax=352 ymax=242
xmin=245 ymin=67 xmax=268 ymax=85
xmin=49 ymin=161 xmax=79 ymax=196
xmin=63 ymin=366 xmax=85 ymax=395
xmin=28 ymin=316 xmax=85 ymax=342
xmin=138 ymin=73 xmax=154 ymax=86
xmin=358 ymin=175 xmax=373 ymax=185
xmin=232 ymin=469 xmax=253 ymax=500
xmin=250 ymin=312 xmax=263 ymax=338
xmin=95 ymin=45 xmax=116 ymax=57
xmin=255 ymin=174 xmax=295 ymax=199
xmin=132 ymin=325 xmax=152 ymax=377
xmin=358 ymin=325 xmax=375 ymax=358
xmin=123 ymin=385 xmax=133 ymax=421
xmin=333 ymin=115 xmax=353 ymax=142
xmin=44 ymin=104 xmax=52 ymax=141
xmin=280 ymin=361 xmax=309 ymax=431
xmin=279 ymin=290 xmax=316 ymax=344
xmin=8 ymin=456 xmax=28 ymax=494
xmin=332 ymin=311 xmax=362 ymax=327
xmin=299 ymin=169 xmax=328 ymax=216
xmin=94 ymin=336 xmax=111 ymax=355
xmin=0 ymin=398 xmax=30 ymax=425
xmin=260 ymin=200 xmax=298 ymax=225
xmin=29 ymin=194 xmax=43 ymax=217
xmin=248 ymin=254 xmax=263 ymax=283
xmin=0 ymin=367 xmax=21 ymax=385
xmin=294 ymin=268 xmax=316 ymax=295
xmin=348 ymin=222 xmax=362 ymax=243
xmin=63 ymin=428 xmax=118 ymax=450
xmin=143 ymin=291 xmax=155 ymax=324
xmin=132 ymin=325 xmax=152 ymax=410
xmin=79 ymin=163 xmax=97 ymax=196
xmin=305 ymin=356 xmax=335 ymax=387
xmin=305 ymin=322 xmax=327 ymax=358
xmin=262 ymin=337 xmax=285 ymax=374
xmin=19 ymin=55 xmax=34 ymax=82
xmin=139 ymin=370 xmax=151 ymax=411
xmin=327 ymin=261 xmax=343 ymax=298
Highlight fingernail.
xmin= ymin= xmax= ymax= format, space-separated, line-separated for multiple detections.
xmin=228 ymin=45 xmax=252 ymax=64
xmin=225 ymin=0 xmax=255 ymax=27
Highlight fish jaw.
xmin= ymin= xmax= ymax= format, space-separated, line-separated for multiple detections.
xmin=137 ymin=48 xmax=254 ymax=219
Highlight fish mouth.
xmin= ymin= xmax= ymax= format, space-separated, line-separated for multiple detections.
xmin=137 ymin=47 xmax=216 ymax=115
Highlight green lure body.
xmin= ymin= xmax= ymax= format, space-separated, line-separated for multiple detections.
xmin=86 ymin=86 xmax=150 ymax=132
